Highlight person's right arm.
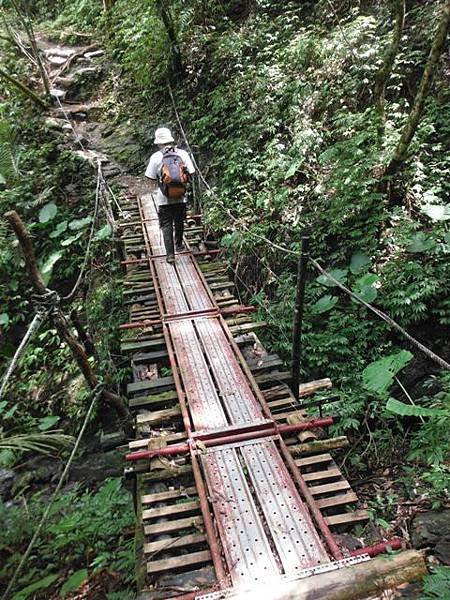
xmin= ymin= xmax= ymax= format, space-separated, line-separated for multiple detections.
xmin=145 ymin=153 xmax=159 ymax=191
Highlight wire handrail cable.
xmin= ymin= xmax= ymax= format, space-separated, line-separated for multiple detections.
xmin=0 ymin=308 xmax=49 ymax=401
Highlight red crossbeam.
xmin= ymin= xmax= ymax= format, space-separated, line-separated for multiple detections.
xmin=350 ymin=538 xmax=403 ymax=557
xmin=119 ymin=305 xmax=255 ymax=329
xmin=125 ymin=417 xmax=334 ymax=461
xmin=121 ymin=249 xmax=221 ymax=265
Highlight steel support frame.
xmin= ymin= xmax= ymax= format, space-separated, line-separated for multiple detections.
xmin=132 ymin=194 xmax=343 ymax=587
xmin=136 ymin=195 xmax=227 ymax=585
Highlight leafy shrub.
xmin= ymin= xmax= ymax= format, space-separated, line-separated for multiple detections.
xmin=0 ymin=478 xmax=134 ymax=597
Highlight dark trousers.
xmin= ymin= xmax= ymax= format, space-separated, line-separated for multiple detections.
xmin=158 ymin=203 xmax=186 ymax=256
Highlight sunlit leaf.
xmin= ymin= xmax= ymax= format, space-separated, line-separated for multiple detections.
xmin=61 ymin=232 xmax=83 ymax=246
xmin=362 ymin=350 xmax=413 ymax=395
xmin=12 ymin=573 xmax=59 ymax=600
xmin=38 ymin=415 xmax=60 ymax=431
xmin=311 ymin=294 xmax=338 ymax=314
xmin=317 ymin=268 xmax=347 ymax=288
xmin=60 ymin=569 xmax=88 ymax=597
xmin=421 ymin=203 xmax=450 ymax=221
xmin=69 ymin=216 xmax=92 ymax=230
xmin=38 ymin=202 xmax=58 ymax=223
xmin=407 ymin=232 xmax=436 ymax=253
xmin=49 ymin=221 xmax=68 ymax=238
xmin=386 ymin=398 xmax=447 ymax=418
xmin=350 ymin=251 xmax=370 ymax=274
xmin=93 ymin=224 xmax=111 ymax=241
xmin=0 ymin=312 xmax=9 ymax=326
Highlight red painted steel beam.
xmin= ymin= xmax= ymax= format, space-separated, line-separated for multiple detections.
xmin=125 ymin=418 xmax=334 ymax=461
xmin=190 ymin=449 xmax=228 ymax=587
xmin=278 ymin=437 xmax=344 ymax=561
xmin=350 ymin=538 xmax=403 ymax=557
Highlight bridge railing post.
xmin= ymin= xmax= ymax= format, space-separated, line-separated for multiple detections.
xmin=291 ymin=236 xmax=310 ymax=401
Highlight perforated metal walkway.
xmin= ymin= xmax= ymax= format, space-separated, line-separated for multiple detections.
xmin=134 ymin=193 xmax=338 ymax=587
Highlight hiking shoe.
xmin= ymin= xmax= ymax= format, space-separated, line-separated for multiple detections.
xmin=166 ymin=254 xmax=175 ymax=265
xmin=175 ymin=243 xmax=185 ymax=253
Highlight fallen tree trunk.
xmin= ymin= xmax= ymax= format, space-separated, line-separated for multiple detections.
xmin=245 ymin=550 xmax=427 ymax=600
xmin=289 ymin=436 xmax=349 ymax=456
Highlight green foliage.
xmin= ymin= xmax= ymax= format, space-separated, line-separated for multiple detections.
xmin=12 ymin=573 xmax=59 ymax=600
xmin=362 ymin=350 xmax=413 ymax=395
xmin=421 ymin=566 xmax=450 ymax=600
xmin=0 ymin=478 xmax=134 ymax=596
xmin=60 ymin=568 xmax=88 ymax=597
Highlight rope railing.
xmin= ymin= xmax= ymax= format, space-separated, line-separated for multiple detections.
xmin=0 ymin=307 xmax=48 ymax=401
xmin=167 ymin=83 xmax=450 ymax=373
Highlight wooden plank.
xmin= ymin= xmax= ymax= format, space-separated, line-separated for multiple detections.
xmin=289 ymin=437 xmax=349 ymax=456
xmin=121 ymin=338 xmax=165 ymax=353
xmin=129 ymin=431 xmax=187 ymax=449
xmin=267 ymin=397 xmax=296 ymax=410
xmin=144 ymin=533 xmax=206 ymax=555
xmin=140 ymin=464 xmax=193 ymax=482
xmin=142 ymin=500 xmax=200 ymax=520
xmin=144 ymin=515 xmax=203 ymax=535
xmin=127 ymin=375 xmax=174 ymax=394
xmin=302 ymin=468 xmax=341 ymax=482
xmin=295 ymin=453 xmax=333 ymax=467
xmin=325 ymin=510 xmax=369 ymax=526
xmin=308 ymin=480 xmax=351 ymax=496
xmin=129 ymin=390 xmax=178 ymax=409
xmin=316 ymin=492 xmax=358 ymax=509
xmin=147 ymin=549 xmax=211 ymax=574
xmin=229 ymin=321 xmax=268 ymax=335
xmin=133 ymin=349 xmax=168 ymax=365
xmin=255 ymin=371 xmax=291 ymax=385
xmin=141 ymin=486 xmax=198 ymax=505
xmin=136 ymin=406 xmax=181 ymax=425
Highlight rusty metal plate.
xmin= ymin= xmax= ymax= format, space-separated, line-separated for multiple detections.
xmin=168 ymin=320 xmax=228 ymax=430
xmin=202 ymin=446 xmax=279 ymax=585
xmin=175 ymin=255 xmax=214 ymax=312
xmin=154 ymin=258 xmax=190 ymax=315
xmin=241 ymin=439 xmax=330 ymax=573
xmin=195 ymin=317 xmax=266 ymax=425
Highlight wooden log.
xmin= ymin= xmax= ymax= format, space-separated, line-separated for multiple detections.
xmin=287 ymin=411 xmax=317 ymax=443
xmin=260 ymin=550 xmax=426 ymax=600
xmin=289 ymin=437 xmax=349 ymax=456
xmin=299 ymin=378 xmax=332 ymax=397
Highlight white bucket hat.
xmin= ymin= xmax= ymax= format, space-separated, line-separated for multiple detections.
xmin=154 ymin=127 xmax=174 ymax=144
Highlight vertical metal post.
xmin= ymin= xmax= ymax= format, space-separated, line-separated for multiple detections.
xmin=291 ymin=236 xmax=309 ymax=401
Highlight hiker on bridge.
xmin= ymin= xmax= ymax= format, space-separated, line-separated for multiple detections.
xmin=145 ymin=127 xmax=195 ymax=264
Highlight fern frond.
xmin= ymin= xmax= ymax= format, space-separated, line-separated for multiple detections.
xmin=0 ymin=430 xmax=74 ymax=454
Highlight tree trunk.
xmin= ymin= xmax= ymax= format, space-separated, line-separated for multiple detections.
xmin=386 ymin=0 xmax=450 ymax=176
xmin=4 ymin=210 xmax=134 ymax=436
xmin=155 ymin=0 xmax=184 ymax=77
xmin=10 ymin=0 xmax=51 ymax=96
xmin=373 ymin=0 xmax=405 ymax=145
xmin=263 ymin=550 xmax=426 ymax=600
xmin=0 ymin=66 xmax=47 ymax=108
